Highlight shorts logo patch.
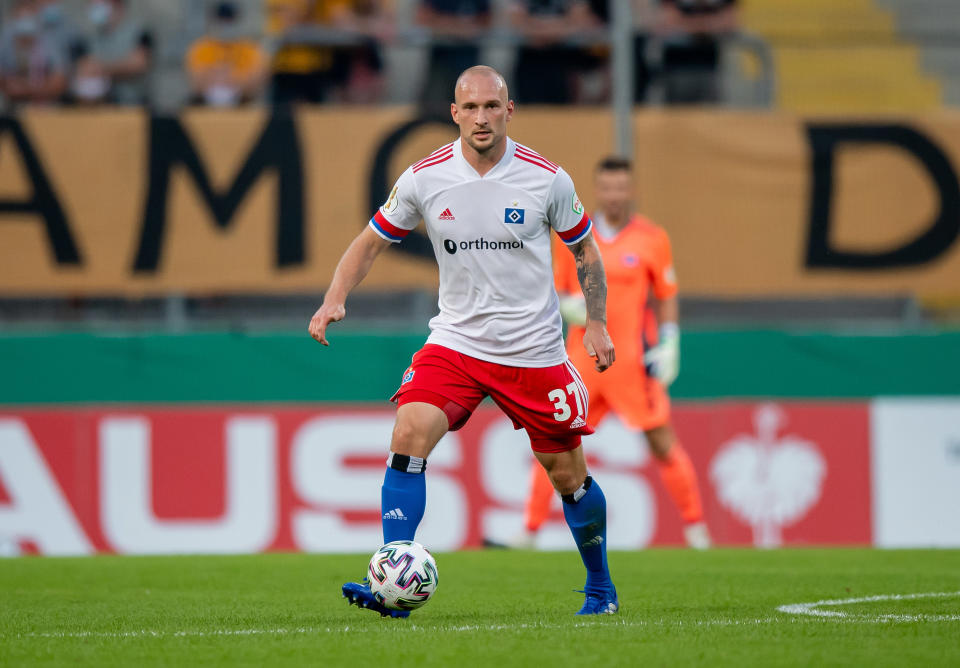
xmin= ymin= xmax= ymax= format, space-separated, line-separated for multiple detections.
xmin=570 ymin=415 xmax=587 ymax=429
xmin=402 ymin=370 xmax=415 ymax=384
xmin=504 ymin=207 xmax=525 ymax=225
xmin=623 ymin=253 xmax=639 ymax=267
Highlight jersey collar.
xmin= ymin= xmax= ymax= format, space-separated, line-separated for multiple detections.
xmin=454 ymin=137 xmax=516 ymax=180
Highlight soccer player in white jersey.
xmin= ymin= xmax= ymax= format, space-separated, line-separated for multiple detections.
xmin=309 ymin=65 xmax=618 ymax=617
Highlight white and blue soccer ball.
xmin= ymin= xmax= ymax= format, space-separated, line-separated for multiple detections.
xmin=367 ymin=540 xmax=439 ymax=611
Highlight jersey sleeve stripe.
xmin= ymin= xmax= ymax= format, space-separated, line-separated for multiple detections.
xmin=413 ymin=150 xmax=454 ymax=173
xmin=413 ymin=154 xmax=450 ymax=171
xmin=515 ymin=145 xmax=559 ymax=170
xmin=557 ymin=214 xmax=592 ymax=244
xmin=515 ymin=153 xmax=558 ymax=173
xmin=370 ymin=210 xmax=408 ymax=242
xmin=412 ymin=143 xmax=454 ymax=168
xmin=424 ymin=142 xmax=455 ymax=160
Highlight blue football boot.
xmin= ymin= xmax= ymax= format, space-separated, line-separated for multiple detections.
xmin=342 ymin=580 xmax=411 ymax=619
xmin=575 ymin=586 xmax=619 ymax=615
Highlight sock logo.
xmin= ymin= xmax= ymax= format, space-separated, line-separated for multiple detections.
xmin=569 ymin=415 xmax=587 ymax=429
xmin=581 ymin=535 xmax=604 ymax=548
xmin=383 ymin=508 xmax=408 ymax=520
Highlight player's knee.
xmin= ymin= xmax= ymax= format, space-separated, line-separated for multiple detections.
xmin=649 ymin=439 xmax=672 ymax=460
xmin=390 ymin=420 xmax=432 ymax=458
xmin=547 ymin=468 xmax=584 ymax=496
xmin=646 ymin=425 xmax=674 ymax=459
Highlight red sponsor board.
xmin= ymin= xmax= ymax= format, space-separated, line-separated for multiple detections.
xmin=0 ymin=403 xmax=871 ymax=555
xmin=675 ymin=403 xmax=872 ymax=547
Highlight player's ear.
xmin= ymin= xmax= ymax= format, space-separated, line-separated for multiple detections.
xmin=506 ymin=100 xmax=515 ymax=122
xmin=450 ymin=102 xmax=459 ymax=125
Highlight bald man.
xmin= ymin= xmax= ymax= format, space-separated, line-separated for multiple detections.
xmin=310 ymin=66 xmax=619 ymax=617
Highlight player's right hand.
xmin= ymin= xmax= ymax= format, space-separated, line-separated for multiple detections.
xmin=308 ymin=302 xmax=346 ymax=346
xmin=583 ymin=321 xmax=615 ymax=372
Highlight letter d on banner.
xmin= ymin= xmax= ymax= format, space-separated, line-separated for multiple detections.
xmin=806 ymin=123 xmax=960 ymax=269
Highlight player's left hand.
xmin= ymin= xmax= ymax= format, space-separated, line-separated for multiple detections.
xmin=644 ymin=326 xmax=680 ymax=386
xmin=583 ymin=321 xmax=615 ymax=372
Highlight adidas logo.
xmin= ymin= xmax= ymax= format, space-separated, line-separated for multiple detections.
xmin=570 ymin=415 xmax=587 ymax=429
xmin=581 ymin=535 xmax=604 ymax=548
xmin=438 ymin=208 xmax=455 ymax=220
xmin=383 ymin=508 xmax=408 ymax=520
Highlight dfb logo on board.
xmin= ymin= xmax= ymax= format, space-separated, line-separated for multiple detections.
xmin=710 ymin=404 xmax=826 ymax=548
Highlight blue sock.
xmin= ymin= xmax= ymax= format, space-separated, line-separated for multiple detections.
xmin=381 ymin=453 xmax=426 ymax=543
xmin=562 ymin=476 xmax=613 ymax=595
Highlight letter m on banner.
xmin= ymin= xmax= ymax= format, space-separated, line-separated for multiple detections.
xmin=133 ymin=112 xmax=305 ymax=271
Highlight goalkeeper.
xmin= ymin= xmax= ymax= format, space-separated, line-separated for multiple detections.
xmin=516 ymin=156 xmax=710 ymax=549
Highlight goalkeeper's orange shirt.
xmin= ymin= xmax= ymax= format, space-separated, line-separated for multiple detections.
xmin=553 ymin=213 xmax=678 ymax=429
xmin=555 ymin=213 xmax=677 ymax=364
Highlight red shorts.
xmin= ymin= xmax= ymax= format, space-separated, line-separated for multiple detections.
xmin=391 ymin=344 xmax=594 ymax=453
xmin=567 ymin=346 xmax=670 ymax=432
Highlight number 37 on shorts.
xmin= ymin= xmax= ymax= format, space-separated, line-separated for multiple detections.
xmin=547 ymin=361 xmax=589 ymax=429
xmin=549 ymin=381 xmax=587 ymax=422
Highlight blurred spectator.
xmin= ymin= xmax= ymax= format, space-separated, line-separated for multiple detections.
xmin=72 ymin=0 xmax=153 ymax=105
xmin=267 ymin=0 xmax=333 ymax=104
xmin=186 ymin=1 xmax=268 ymax=106
xmin=630 ymin=0 xmax=657 ymax=102
xmin=0 ymin=0 xmax=68 ymax=106
xmin=333 ymin=0 xmax=390 ymax=104
xmin=36 ymin=0 xmax=82 ymax=65
xmin=416 ymin=0 xmax=490 ymax=114
xmin=267 ymin=0 xmax=388 ymax=105
xmin=657 ymin=0 xmax=739 ymax=104
xmin=579 ymin=0 xmax=611 ymax=103
xmin=508 ymin=0 xmax=605 ymax=105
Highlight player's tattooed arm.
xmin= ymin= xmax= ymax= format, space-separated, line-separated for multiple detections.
xmin=569 ymin=234 xmax=615 ymax=371
xmin=572 ymin=235 xmax=607 ymax=324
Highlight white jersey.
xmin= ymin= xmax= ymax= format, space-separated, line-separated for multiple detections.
xmin=369 ymin=137 xmax=592 ymax=367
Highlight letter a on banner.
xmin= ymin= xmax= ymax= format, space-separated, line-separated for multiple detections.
xmin=0 ymin=420 xmax=94 ymax=555
xmin=0 ymin=118 xmax=81 ymax=265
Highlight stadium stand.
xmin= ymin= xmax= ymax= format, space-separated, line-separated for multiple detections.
xmin=877 ymin=0 xmax=960 ymax=106
xmin=741 ymin=0 xmax=943 ymax=112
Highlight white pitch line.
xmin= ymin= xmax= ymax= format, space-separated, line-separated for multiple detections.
xmin=13 ymin=618 xmax=792 ymax=640
xmin=11 ymin=593 xmax=960 ymax=641
xmin=777 ymin=590 xmax=960 ymax=622
xmin=13 ymin=607 xmax=959 ymax=642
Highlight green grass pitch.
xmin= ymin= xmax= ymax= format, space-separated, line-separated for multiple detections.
xmin=2 ymin=549 xmax=959 ymax=667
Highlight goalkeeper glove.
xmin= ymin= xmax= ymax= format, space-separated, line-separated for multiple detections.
xmin=558 ymin=295 xmax=587 ymax=326
xmin=644 ymin=323 xmax=680 ymax=386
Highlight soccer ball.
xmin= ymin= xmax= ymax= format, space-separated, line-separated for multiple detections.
xmin=367 ymin=540 xmax=439 ymax=611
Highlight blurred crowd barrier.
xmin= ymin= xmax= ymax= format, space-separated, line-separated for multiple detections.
xmin=2 ymin=108 xmax=960 ymax=303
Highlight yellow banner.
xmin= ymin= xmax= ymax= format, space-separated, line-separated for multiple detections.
xmin=1 ymin=108 xmax=959 ymax=297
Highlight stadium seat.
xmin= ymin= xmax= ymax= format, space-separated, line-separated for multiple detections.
xmin=741 ymin=0 xmax=943 ymax=112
